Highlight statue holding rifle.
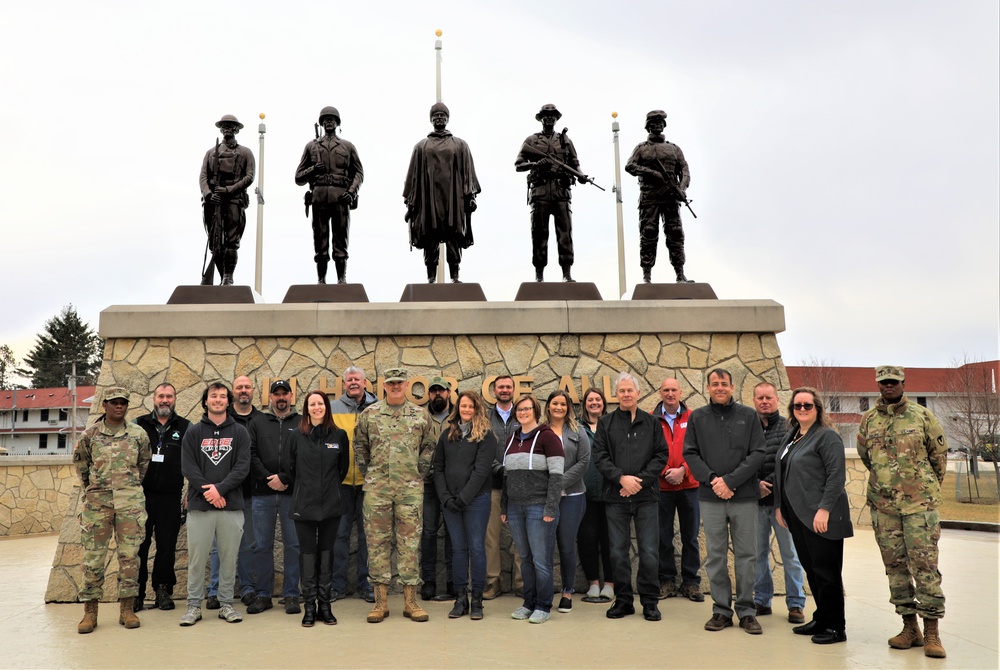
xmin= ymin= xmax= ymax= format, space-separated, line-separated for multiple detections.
xmin=625 ymin=110 xmax=695 ymax=284
xmin=199 ymin=115 xmax=255 ymax=285
xmin=515 ymin=104 xmax=602 ymax=283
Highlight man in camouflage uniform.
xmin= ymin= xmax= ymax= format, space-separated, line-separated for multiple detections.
xmin=625 ymin=110 xmax=693 ymax=284
xmin=355 ymin=367 xmax=436 ymax=623
xmin=73 ymin=387 xmax=152 ymax=634
xmin=514 ymin=104 xmax=589 ymax=283
xmin=857 ymin=365 xmax=949 ymax=659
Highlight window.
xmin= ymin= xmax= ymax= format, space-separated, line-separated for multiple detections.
xmin=39 ymin=434 xmax=48 ymax=449
xmin=859 ymin=397 xmax=870 ymax=412
xmin=40 ymin=409 xmax=49 ymax=422
xmin=917 ymin=397 xmax=927 ymax=407
xmin=59 ymin=409 xmax=68 ymax=421
xmin=22 ymin=410 xmax=29 ymax=422
xmin=829 ymin=396 xmax=841 ymax=412
xmin=57 ymin=434 xmax=67 ymax=449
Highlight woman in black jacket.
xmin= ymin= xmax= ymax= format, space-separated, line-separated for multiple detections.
xmin=286 ymin=390 xmax=350 ymax=627
xmin=434 ymin=391 xmax=497 ymax=620
xmin=775 ymin=387 xmax=853 ymax=645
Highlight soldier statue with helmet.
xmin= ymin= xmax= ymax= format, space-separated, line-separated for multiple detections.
xmin=295 ymin=106 xmax=365 ymax=284
xmin=515 ymin=104 xmax=591 ymax=283
xmin=625 ymin=110 xmax=693 ymax=284
xmin=199 ymin=114 xmax=256 ymax=285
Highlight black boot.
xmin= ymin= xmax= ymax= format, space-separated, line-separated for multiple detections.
xmin=200 ymin=258 xmax=216 ymax=286
xmin=300 ymin=553 xmax=317 ymax=627
xmin=426 ymin=264 xmax=437 ymax=284
xmin=317 ymin=551 xmax=336 ymax=625
xmin=642 ymin=267 xmax=652 ymax=284
xmin=449 ymin=263 xmax=461 ymax=283
xmin=674 ymin=265 xmax=694 ymax=283
xmin=334 ymin=259 xmax=347 ymax=285
xmin=470 ymin=590 xmax=484 ymax=620
xmin=535 ymin=267 xmax=544 ymax=282
xmin=317 ymin=260 xmax=328 ymax=284
xmin=421 ymin=581 xmax=436 ymax=601
xmin=449 ymin=588 xmax=469 ymax=618
xmin=561 ymin=265 xmax=575 ymax=282
xmin=222 ymin=250 xmax=238 ymax=285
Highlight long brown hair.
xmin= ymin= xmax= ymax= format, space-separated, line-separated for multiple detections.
xmin=544 ymin=390 xmax=579 ymax=432
xmin=786 ymin=386 xmax=831 ymax=431
xmin=446 ymin=391 xmax=491 ymax=442
xmin=582 ymin=387 xmax=607 ymax=423
xmin=298 ymin=390 xmax=334 ymax=434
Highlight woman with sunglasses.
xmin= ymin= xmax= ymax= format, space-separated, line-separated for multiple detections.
xmin=775 ymin=387 xmax=853 ymax=644
xmin=501 ymin=394 xmax=564 ymax=624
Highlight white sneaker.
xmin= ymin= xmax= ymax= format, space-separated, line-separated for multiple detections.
xmin=586 ymin=584 xmax=601 ymax=599
xmin=528 ymin=609 xmax=551 ymax=624
xmin=511 ymin=606 xmax=532 ymax=620
xmin=179 ymin=606 xmax=202 ymax=627
xmin=600 ymin=584 xmax=615 ymax=600
xmin=218 ymin=604 xmax=243 ymax=623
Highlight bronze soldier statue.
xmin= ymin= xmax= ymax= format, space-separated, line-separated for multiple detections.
xmin=403 ymin=103 xmax=481 ymax=284
xmin=295 ymin=106 xmax=364 ymax=284
xmin=625 ymin=110 xmax=693 ymax=283
xmin=515 ymin=104 xmax=589 ymax=283
xmin=199 ymin=115 xmax=255 ymax=285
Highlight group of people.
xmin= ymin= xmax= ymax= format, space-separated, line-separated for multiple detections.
xmin=201 ymin=104 xmax=694 ymax=287
xmin=73 ymin=364 xmax=950 ymax=657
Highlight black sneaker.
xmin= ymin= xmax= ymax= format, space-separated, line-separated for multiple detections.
xmin=420 ymin=582 xmax=436 ymax=601
xmin=205 ymin=595 xmax=220 ymax=610
xmin=241 ymin=592 xmax=256 ymax=607
xmin=134 ymin=597 xmax=145 ymax=612
xmin=246 ymin=597 xmax=273 ymax=614
xmin=557 ymin=597 xmax=572 ymax=613
xmin=155 ymin=585 xmax=175 ymax=611
xmin=360 ymin=589 xmax=375 ymax=604
xmin=284 ymin=597 xmax=301 ymax=614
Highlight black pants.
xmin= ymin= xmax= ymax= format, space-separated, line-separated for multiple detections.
xmin=530 ymin=200 xmax=573 ymax=269
xmin=577 ymin=499 xmax=612 ymax=584
xmin=137 ymin=489 xmax=183 ymax=595
xmin=606 ymin=500 xmax=659 ymax=606
xmin=295 ymin=517 xmax=340 ymax=555
xmin=782 ymin=501 xmax=846 ymax=631
xmin=638 ymin=201 xmax=685 ymax=270
xmin=422 ymin=237 xmax=463 ymax=269
xmin=311 ymin=202 xmax=350 ymax=262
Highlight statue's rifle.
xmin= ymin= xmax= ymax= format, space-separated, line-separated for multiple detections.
xmin=520 ymin=142 xmax=605 ymax=192
xmin=653 ymin=156 xmax=697 ymax=219
xmin=201 ymin=138 xmax=226 ymax=279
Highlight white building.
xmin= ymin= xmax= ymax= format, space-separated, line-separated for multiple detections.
xmin=0 ymin=386 xmax=95 ymax=456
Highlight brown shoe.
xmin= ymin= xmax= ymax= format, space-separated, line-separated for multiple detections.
xmin=681 ymin=583 xmax=705 ymax=602
xmin=658 ymin=581 xmax=676 ymax=600
xmin=119 ymin=597 xmax=140 ymax=629
xmin=482 ymin=581 xmax=501 ymax=601
xmin=403 ymin=585 xmax=429 ymax=622
xmin=755 ymin=603 xmax=772 ymax=616
xmin=704 ymin=613 xmax=733 ymax=631
xmin=78 ymin=601 xmax=98 ymax=634
xmin=740 ymin=615 xmax=763 ymax=635
xmin=922 ymin=618 xmax=946 ymax=658
xmin=888 ymin=613 xmax=923 ymax=649
xmin=788 ymin=607 xmax=805 ymax=624
xmin=366 ymin=584 xmax=389 ymax=624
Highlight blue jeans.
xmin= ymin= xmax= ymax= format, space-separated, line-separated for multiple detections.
xmin=754 ymin=504 xmax=806 ymax=609
xmin=506 ymin=502 xmax=558 ymax=612
xmin=332 ymin=484 xmax=370 ymax=595
xmin=606 ymin=499 xmax=659 ymax=606
xmin=208 ymin=504 xmax=256 ymax=598
xmin=252 ymin=493 xmax=300 ymax=598
xmin=442 ymin=492 xmax=491 ymax=592
xmin=556 ymin=494 xmax=586 ymax=593
xmin=658 ymin=488 xmax=701 ymax=586
xmin=420 ymin=481 xmax=452 ymax=586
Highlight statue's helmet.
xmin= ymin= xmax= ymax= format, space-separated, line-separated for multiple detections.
xmin=644 ymin=110 xmax=668 ymax=131
xmin=318 ymin=106 xmax=341 ymax=124
xmin=535 ymin=104 xmax=562 ymax=121
xmin=215 ymin=114 xmax=244 ymax=130
xmin=429 ymin=102 xmax=450 ymax=120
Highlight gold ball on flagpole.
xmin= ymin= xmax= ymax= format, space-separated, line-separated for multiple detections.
xmin=259 ymin=113 xmax=265 ymax=120
xmin=612 ymin=111 xmax=618 ymax=119
xmin=435 ymin=29 xmax=442 ymax=37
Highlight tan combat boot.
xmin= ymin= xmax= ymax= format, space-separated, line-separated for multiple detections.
xmin=119 ymin=597 xmax=140 ymax=629
xmin=366 ymin=584 xmax=389 ymax=624
xmin=888 ymin=613 xmax=923 ymax=649
xmin=77 ymin=600 xmax=98 ymax=634
xmin=403 ymin=585 xmax=429 ymax=622
xmin=922 ymin=618 xmax=946 ymax=658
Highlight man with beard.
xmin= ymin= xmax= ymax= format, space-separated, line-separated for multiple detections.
xmin=404 ymin=102 xmax=481 ymax=283
xmin=199 ymin=114 xmax=255 ymax=285
xmin=421 ymin=376 xmax=454 ymax=600
xmin=246 ymin=380 xmax=302 ymax=615
xmin=135 ymin=383 xmax=191 ymax=612
xmin=484 ymin=374 xmax=521 ymax=599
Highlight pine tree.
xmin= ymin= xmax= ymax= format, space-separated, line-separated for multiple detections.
xmin=0 ymin=344 xmax=18 ymax=388
xmin=18 ymin=305 xmax=104 ymax=388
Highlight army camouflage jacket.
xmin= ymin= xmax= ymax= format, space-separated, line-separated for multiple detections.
xmin=857 ymin=394 xmax=948 ymax=514
xmin=73 ymin=419 xmax=151 ymax=492
xmin=354 ymin=400 xmax=436 ymax=503
xmin=514 ymin=131 xmax=581 ymax=203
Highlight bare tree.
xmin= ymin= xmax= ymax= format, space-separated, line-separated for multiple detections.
xmin=943 ymin=356 xmax=1000 ymax=501
xmin=794 ymin=356 xmax=847 ymax=409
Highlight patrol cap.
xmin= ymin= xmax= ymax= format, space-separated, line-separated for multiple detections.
xmin=319 ymin=106 xmax=341 ymax=124
xmin=429 ymin=102 xmax=450 ymax=119
xmin=428 ymin=376 xmax=450 ymax=391
xmin=270 ymin=379 xmax=292 ymax=393
xmin=644 ymin=109 xmax=667 ymax=130
xmin=875 ymin=365 xmax=905 ymax=382
xmin=215 ymin=114 xmax=244 ymax=130
xmin=535 ymin=103 xmax=562 ymax=120
xmin=103 ymin=387 xmax=129 ymax=403
xmin=383 ymin=367 xmax=408 ymax=383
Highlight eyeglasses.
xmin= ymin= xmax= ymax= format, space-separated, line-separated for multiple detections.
xmin=515 ymin=407 xmax=534 ymax=414
xmin=792 ymin=403 xmax=815 ymax=411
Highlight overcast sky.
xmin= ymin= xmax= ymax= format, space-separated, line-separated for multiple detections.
xmin=2 ymin=0 xmax=997 ymax=379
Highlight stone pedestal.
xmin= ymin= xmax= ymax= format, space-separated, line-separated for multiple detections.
xmin=514 ymin=282 xmax=603 ymax=301
xmin=167 ymin=286 xmax=262 ymax=305
xmin=632 ymin=283 xmax=718 ymax=300
xmin=282 ymin=284 xmax=369 ymax=303
xmin=398 ymin=283 xmax=487 ymax=302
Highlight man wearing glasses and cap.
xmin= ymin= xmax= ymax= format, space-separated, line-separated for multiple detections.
xmin=858 ymin=366 xmax=949 ymax=659
xmin=355 ymin=368 xmax=437 ymax=623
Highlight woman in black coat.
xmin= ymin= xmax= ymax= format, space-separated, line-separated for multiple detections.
xmin=285 ymin=390 xmax=350 ymax=627
xmin=775 ymin=386 xmax=853 ymax=645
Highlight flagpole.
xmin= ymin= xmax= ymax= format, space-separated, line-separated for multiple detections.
xmin=434 ymin=29 xmax=446 ymax=284
xmin=254 ymin=112 xmax=266 ymax=295
xmin=611 ymin=112 xmax=626 ymax=298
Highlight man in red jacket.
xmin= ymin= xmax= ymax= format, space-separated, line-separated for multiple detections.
xmin=655 ymin=378 xmax=704 ymax=602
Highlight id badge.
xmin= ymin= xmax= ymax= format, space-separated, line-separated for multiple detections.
xmin=152 ymin=454 xmax=165 ymax=463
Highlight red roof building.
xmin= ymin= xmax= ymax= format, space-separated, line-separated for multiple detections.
xmin=0 ymin=386 xmax=95 ymax=455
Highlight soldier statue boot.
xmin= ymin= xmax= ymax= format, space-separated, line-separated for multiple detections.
xmin=119 ymin=597 xmax=140 ymax=629
xmin=921 ymin=618 xmax=946 ymax=658
xmin=449 ymin=263 xmax=461 ymax=284
xmin=335 ymin=259 xmax=347 ymax=285
xmin=535 ymin=268 xmax=544 ymax=282
xmin=403 ymin=585 xmax=430 ymax=622
xmin=367 ymin=583 xmax=389 ymax=623
xmin=642 ymin=267 xmax=652 ymax=284
xmin=221 ymin=249 xmax=238 ymax=285
xmin=78 ymin=600 xmax=98 ymax=634
xmin=888 ymin=613 xmax=923 ymax=649
xmin=426 ymin=264 xmax=437 ymax=284
xmin=674 ymin=265 xmax=694 ymax=283
xmin=317 ymin=260 xmax=328 ymax=285
xmin=561 ymin=265 xmax=575 ymax=283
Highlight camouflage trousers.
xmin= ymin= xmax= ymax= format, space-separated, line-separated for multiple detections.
xmin=871 ymin=507 xmax=945 ymax=619
xmin=79 ymin=489 xmax=147 ymax=601
xmin=363 ymin=494 xmax=422 ymax=586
